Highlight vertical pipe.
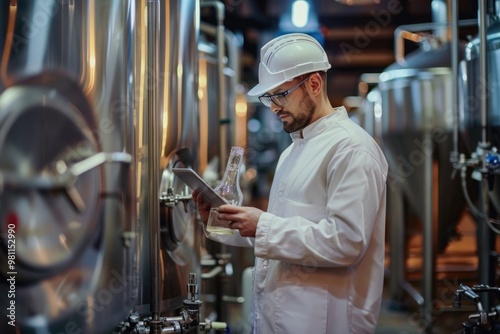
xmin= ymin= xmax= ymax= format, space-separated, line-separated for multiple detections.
xmin=431 ymin=0 xmax=449 ymax=42
xmin=389 ymin=183 xmax=404 ymax=302
xmin=125 ymin=0 xmax=139 ymax=312
xmin=147 ymin=0 xmax=161 ymax=332
xmin=477 ymin=0 xmax=493 ymax=307
xmin=451 ymin=0 xmax=459 ymax=163
xmin=479 ymin=0 xmax=488 ymax=145
xmin=422 ymin=132 xmax=435 ymax=332
xmin=479 ymin=176 xmax=494 ymax=308
xmin=214 ymin=3 xmax=227 ymax=168
xmin=200 ymin=1 xmax=230 ymax=322
xmin=225 ymin=30 xmax=241 ymax=147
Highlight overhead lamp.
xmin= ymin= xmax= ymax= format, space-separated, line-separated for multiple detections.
xmin=280 ymin=0 xmax=318 ymax=32
xmin=336 ymin=0 xmax=380 ymax=5
xmin=291 ymin=0 xmax=309 ymax=28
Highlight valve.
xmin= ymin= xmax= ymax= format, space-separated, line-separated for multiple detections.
xmin=454 ymin=284 xmax=500 ymax=333
xmin=160 ymin=187 xmax=192 ymax=208
xmin=116 ymin=273 xmax=229 ymax=333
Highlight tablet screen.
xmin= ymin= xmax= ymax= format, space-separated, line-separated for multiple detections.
xmin=172 ymin=167 xmax=228 ymax=207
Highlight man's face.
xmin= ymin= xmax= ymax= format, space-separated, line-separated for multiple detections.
xmin=271 ymin=77 xmax=316 ymax=133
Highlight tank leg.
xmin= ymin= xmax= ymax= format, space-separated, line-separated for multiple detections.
xmin=422 ymin=132 xmax=436 ymax=333
xmin=389 ymin=181 xmax=405 ymax=303
xmin=477 ymin=177 xmax=496 ymax=309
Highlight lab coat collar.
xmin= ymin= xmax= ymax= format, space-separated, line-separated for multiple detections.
xmin=290 ymin=106 xmax=348 ymax=141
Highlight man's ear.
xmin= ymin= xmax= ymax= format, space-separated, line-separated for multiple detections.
xmin=308 ymin=73 xmax=323 ymax=97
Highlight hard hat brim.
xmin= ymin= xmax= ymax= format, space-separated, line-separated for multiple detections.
xmin=247 ymin=80 xmax=287 ymax=97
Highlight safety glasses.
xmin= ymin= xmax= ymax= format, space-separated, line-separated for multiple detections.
xmin=258 ymin=75 xmax=311 ymax=108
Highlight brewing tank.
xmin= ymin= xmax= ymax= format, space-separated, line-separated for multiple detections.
xmin=0 ymin=0 xmax=201 ymax=333
xmin=378 ymin=40 xmax=468 ymax=252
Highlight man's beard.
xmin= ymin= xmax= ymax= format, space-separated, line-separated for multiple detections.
xmin=280 ymin=93 xmax=316 ymax=133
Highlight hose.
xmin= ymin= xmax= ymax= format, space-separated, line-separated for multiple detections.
xmin=460 ymin=166 xmax=500 ymax=234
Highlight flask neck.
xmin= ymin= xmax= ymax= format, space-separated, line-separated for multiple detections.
xmin=215 ymin=147 xmax=244 ymax=206
xmin=220 ymin=167 xmax=241 ymax=187
xmin=220 ymin=149 xmax=242 ymax=186
xmin=221 ymin=147 xmax=243 ymax=180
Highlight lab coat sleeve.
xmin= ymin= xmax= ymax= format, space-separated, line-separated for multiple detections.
xmin=254 ymin=148 xmax=387 ymax=267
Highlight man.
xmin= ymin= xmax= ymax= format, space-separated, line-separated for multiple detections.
xmin=193 ymin=33 xmax=388 ymax=334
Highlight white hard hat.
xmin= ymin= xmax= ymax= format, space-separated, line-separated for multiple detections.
xmin=247 ymin=33 xmax=331 ymax=97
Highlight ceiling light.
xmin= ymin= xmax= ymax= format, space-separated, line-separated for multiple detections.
xmin=291 ymin=0 xmax=309 ymax=28
xmin=336 ymin=0 xmax=380 ymax=5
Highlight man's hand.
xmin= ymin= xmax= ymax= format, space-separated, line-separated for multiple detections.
xmin=216 ymin=205 xmax=264 ymax=238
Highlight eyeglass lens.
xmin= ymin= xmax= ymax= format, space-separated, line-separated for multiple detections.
xmin=260 ymin=95 xmax=287 ymax=107
xmin=258 ymin=75 xmax=310 ymax=108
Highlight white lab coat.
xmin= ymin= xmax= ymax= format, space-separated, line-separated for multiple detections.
xmin=209 ymin=107 xmax=388 ymax=333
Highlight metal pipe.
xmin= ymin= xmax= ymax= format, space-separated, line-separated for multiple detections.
xmin=225 ymin=30 xmax=241 ymax=147
xmin=147 ymin=0 xmax=162 ymax=331
xmin=394 ymin=19 xmax=477 ymax=64
xmin=160 ymin=326 xmax=178 ymax=334
xmin=201 ymin=266 xmax=224 ymax=279
xmin=477 ymin=0 xmax=493 ymax=308
xmin=200 ymin=1 xmax=227 ymax=170
xmin=451 ymin=0 xmax=459 ymax=164
xmin=0 ymin=1 xmax=17 ymax=86
xmin=199 ymin=5 xmax=231 ymax=322
xmin=387 ymin=170 xmax=405 ymax=303
xmin=122 ymin=0 xmax=138 ymax=310
xmin=479 ymin=0 xmax=488 ymax=145
xmin=422 ymin=132 xmax=435 ymax=332
xmin=431 ymin=0 xmax=449 ymax=42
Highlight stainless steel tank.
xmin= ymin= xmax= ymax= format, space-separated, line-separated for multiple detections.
xmin=460 ymin=8 xmax=500 ymax=212
xmin=376 ymin=1 xmax=474 ymax=329
xmin=0 ymin=0 xmax=201 ymax=333
xmin=379 ymin=40 xmax=468 ymax=254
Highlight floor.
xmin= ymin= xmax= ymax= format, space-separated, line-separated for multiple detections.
xmin=375 ymin=286 xmax=473 ymax=334
xmin=375 ymin=213 xmax=495 ymax=334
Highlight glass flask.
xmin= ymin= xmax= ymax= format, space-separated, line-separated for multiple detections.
xmin=206 ymin=146 xmax=244 ymax=235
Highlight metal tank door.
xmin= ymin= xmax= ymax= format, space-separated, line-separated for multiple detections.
xmin=0 ymin=74 xmax=117 ymax=333
xmin=0 ymin=76 xmax=101 ymax=284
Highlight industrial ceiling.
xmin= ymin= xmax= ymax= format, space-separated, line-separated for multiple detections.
xmin=206 ymin=0 xmax=479 ymax=107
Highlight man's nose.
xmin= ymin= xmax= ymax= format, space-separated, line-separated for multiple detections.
xmin=271 ymin=102 xmax=283 ymax=113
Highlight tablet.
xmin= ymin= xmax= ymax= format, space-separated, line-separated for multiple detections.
xmin=172 ymin=167 xmax=228 ymax=207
